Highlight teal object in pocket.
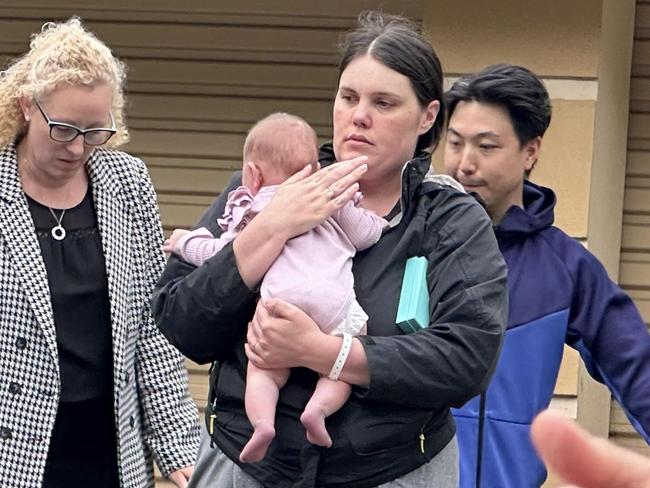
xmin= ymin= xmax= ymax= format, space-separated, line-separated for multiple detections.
xmin=395 ymin=256 xmax=430 ymax=334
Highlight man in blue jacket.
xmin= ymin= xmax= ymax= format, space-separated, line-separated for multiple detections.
xmin=442 ymin=63 xmax=650 ymax=487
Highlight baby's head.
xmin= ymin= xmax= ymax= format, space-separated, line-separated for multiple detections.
xmin=242 ymin=112 xmax=319 ymax=193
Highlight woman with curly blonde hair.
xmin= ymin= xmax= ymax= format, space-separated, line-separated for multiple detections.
xmin=0 ymin=17 xmax=199 ymax=488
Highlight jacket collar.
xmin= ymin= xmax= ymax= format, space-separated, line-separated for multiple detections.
xmin=0 ymin=144 xmax=23 ymax=203
xmin=495 ymin=180 xmax=557 ymax=242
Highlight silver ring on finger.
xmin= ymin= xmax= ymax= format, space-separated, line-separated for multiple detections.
xmin=324 ymin=186 xmax=335 ymax=200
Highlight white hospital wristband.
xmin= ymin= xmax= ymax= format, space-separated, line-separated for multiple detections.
xmin=328 ymin=333 xmax=353 ymax=381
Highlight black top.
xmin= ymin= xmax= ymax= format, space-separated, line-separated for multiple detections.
xmin=27 ymin=188 xmax=113 ymax=402
xmin=27 ymin=188 xmax=119 ymax=488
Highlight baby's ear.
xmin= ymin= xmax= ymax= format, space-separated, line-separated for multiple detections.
xmin=245 ymin=162 xmax=264 ymax=193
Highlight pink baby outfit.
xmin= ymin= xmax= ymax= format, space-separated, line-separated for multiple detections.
xmin=174 ymin=185 xmax=385 ymax=334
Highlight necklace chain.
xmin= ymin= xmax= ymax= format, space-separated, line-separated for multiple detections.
xmin=48 ymin=207 xmax=66 ymax=241
xmin=48 ymin=207 xmax=65 ymax=226
xmin=18 ymin=153 xmax=74 ymax=241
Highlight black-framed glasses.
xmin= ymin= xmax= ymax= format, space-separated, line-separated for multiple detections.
xmin=34 ymin=100 xmax=116 ymax=146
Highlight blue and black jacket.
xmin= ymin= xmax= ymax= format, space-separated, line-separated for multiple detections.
xmin=453 ymin=180 xmax=650 ymax=487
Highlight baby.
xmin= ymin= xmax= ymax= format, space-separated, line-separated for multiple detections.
xmin=163 ymin=113 xmax=385 ymax=463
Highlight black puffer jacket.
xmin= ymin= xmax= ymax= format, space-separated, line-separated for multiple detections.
xmin=151 ymin=146 xmax=507 ymax=488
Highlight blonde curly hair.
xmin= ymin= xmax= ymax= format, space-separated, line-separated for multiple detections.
xmin=0 ymin=17 xmax=128 ymax=148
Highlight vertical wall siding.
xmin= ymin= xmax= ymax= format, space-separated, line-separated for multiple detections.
xmin=0 ymin=2 xmax=422 ymax=485
xmin=615 ymin=0 xmax=650 ymax=457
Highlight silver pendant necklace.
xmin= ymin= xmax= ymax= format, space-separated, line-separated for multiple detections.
xmin=48 ymin=207 xmax=66 ymax=241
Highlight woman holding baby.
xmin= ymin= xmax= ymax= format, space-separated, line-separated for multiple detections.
xmin=153 ymin=10 xmax=507 ymax=488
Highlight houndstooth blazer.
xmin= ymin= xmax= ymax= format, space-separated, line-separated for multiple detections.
xmin=0 ymin=144 xmax=200 ymax=488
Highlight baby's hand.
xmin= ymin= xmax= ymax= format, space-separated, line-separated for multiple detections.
xmin=162 ymin=229 xmax=190 ymax=254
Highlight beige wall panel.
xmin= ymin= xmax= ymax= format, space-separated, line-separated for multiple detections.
xmin=89 ymin=23 xmax=341 ymax=64
xmin=149 ymin=166 xmax=233 ymax=199
xmin=145 ymin=156 xmax=239 ymax=171
xmin=126 ymin=59 xmax=336 ymax=99
xmin=0 ymin=18 xmax=338 ymax=63
xmin=127 ymin=129 xmax=245 ymax=159
xmin=159 ymin=205 xmax=215 ymax=231
xmin=0 ymin=0 xmax=422 ymax=25
xmin=629 ymin=77 xmax=650 ymax=111
xmin=554 ymin=347 xmax=579 ymax=395
xmin=129 ymin=94 xmax=332 ymax=123
xmin=626 ymin=151 xmax=650 ymax=175
xmin=619 ymin=254 xmax=650 ymax=288
xmin=628 ymin=112 xmax=650 ymax=142
xmin=622 ymin=219 xmax=650 ymax=251
xmin=632 ymin=40 xmax=650 ymax=77
xmin=0 ymin=19 xmax=36 ymax=54
xmin=636 ymin=2 xmax=650 ymax=33
xmin=158 ymin=194 xmax=218 ymax=230
xmin=627 ymin=138 xmax=650 ymax=151
xmin=127 ymin=94 xmax=333 ymax=136
xmin=423 ymin=0 xmax=601 ymax=77
xmin=623 ymin=187 xmax=650 ymax=213
xmin=530 ymin=100 xmax=595 ymax=238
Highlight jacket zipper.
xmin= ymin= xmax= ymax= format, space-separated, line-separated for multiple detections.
xmin=208 ymin=362 xmax=219 ymax=448
xmin=476 ymin=392 xmax=487 ymax=488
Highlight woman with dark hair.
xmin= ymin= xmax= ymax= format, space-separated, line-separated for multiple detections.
xmin=152 ymin=11 xmax=507 ymax=488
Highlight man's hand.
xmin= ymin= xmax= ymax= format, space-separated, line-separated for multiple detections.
xmin=532 ymin=409 xmax=650 ymax=488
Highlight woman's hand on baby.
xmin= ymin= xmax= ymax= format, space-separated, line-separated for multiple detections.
xmin=258 ymin=156 xmax=368 ymax=240
xmin=246 ymin=298 xmax=323 ymax=370
xmin=162 ymin=229 xmax=190 ymax=254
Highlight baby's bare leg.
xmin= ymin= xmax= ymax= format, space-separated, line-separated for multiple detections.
xmin=240 ymin=362 xmax=290 ymax=463
xmin=300 ymin=377 xmax=352 ymax=447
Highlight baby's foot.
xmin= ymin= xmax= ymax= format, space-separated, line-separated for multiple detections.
xmin=300 ymin=409 xmax=332 ymax=447
xmin=239 ymin=422 xmax=275 ymax=463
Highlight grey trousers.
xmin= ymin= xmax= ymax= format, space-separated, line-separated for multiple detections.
xmin=188 ymin=426 xmax=458 ymax=488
